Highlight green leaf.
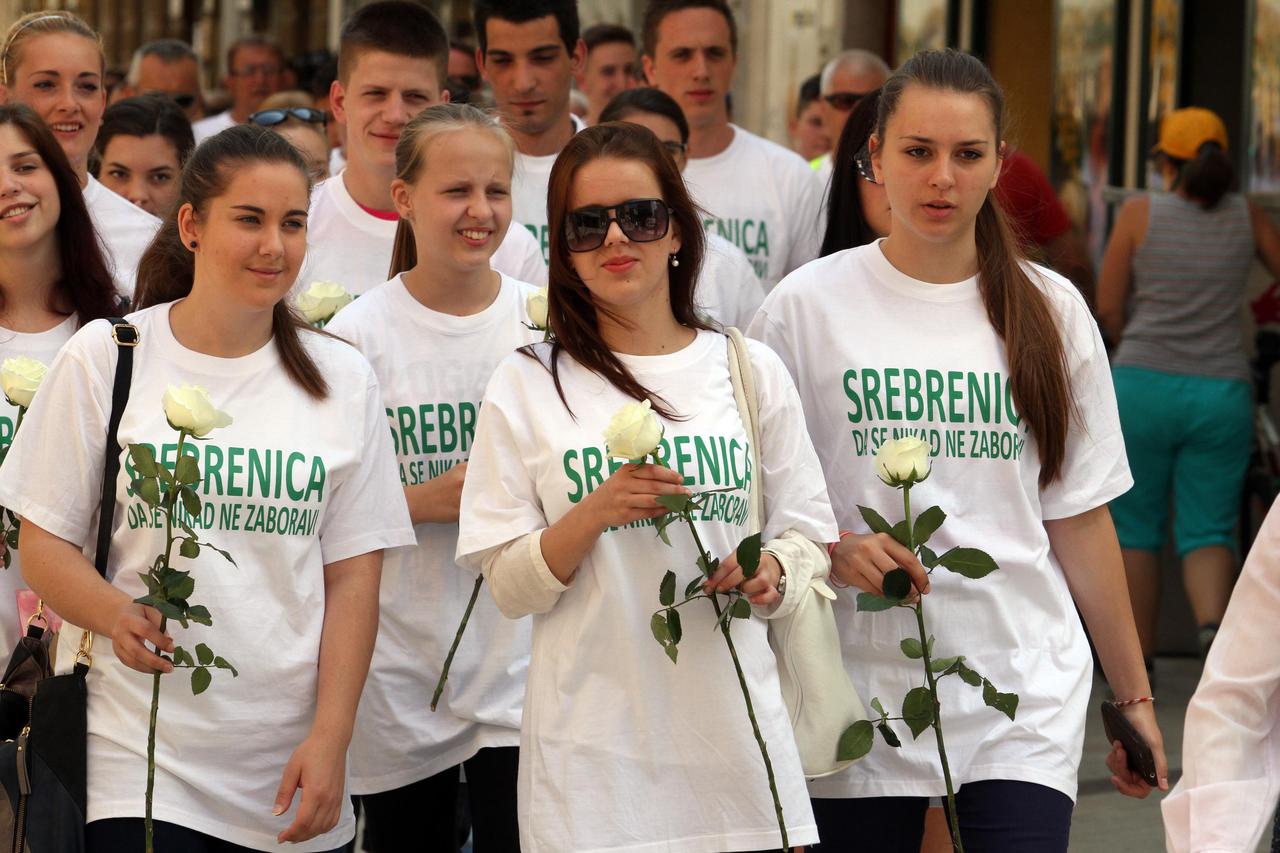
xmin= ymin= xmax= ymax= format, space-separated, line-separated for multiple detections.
xmin=128 ymin=444 xmax=158 ymax=476
xmin=882 ymin=568 xmax=912 ymax=602
xmin=155 ymin=466 xmax=174 ymax=486
xmin=836 ymin=719 xmax=875 ymax=761
xmin=174 ymin=455 xmax=200 ymax=485
xmin=900 ymin=637 xmax=923 ymax=659
xmin=153 ymin=599 xmax=185 ymax=624
xmin=857 ymin=505 xmax=892 ymax=535
xmin=664 ymin=644 xmax=678 ymax=664
xmin=982 ymin=678 xmax=1019 ymax=721
xmin=696 ymin=555 xmax=719 ymax=578
xmin=877 ymin=721 xmax=902 ymax=748
xmin=902 ymin=686 xmax=935 ymax=739
xmin=659 ymin=570 xmax=676 ymax=606
xmin=191 ymin=666 xmax=211 ymax=695
xmin=855 ymin=592 xmax=897 ymax=612
xmin=889 ymin=520 xmax=911 ymax=548
xmin=204 ymin=544 xmax=236 ymax=566
xmin=655 ymin=494 xmax=694 ymax=514
xmin=166 ymin=574 xmax=194 ymax=601
xmin=186 ymin=605 xmax=213 ymax=626
xmin=650 ymin=611 xmax=671 ymax=647
xmin=195 ymin=643 xmax=214 ymax=666
xmin=918 ymin=544 xmax=939 ymax=569
xmin=5 ymin=528 xmax=16 ymax=550
xmin=685 ymin=576 xmax=705 ymax=599
xmin=912 ymin=506 xmax=946 ymax=546
xmin=736 ymin=532 xmax=762 ymax=578
xmin=171 ymin=646 xmax=193 ymax=667
xmin=931 ymin=655 xmax=960 ymax=673
xmin=179 ymin=538 xmax=200 ymax=560
xmin=937 ymin=547 xmax=1000 ymax=579
xmin=213 ymin=656 xmax=239 ymax=677
xmin=927 ymin=635 xmax=935 ymax=656
xmin=956 ymin=662 xmax=982 ymax=687
xmin=180 ymin=488 xmax=201 ymax=518
xmin=666 ymin=608 xmax=682 ymax=644
xmin=731 ymin=597 xmax=751 ymax=619
xmin=870 ymin=697 xmax=886 ymax=717
xmin=136 ymin=477 xmax=160 ymax=508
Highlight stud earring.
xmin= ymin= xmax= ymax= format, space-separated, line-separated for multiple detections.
xmin=189 ymin=240 xmax=197 ymax=249
xmin=669 ymin=253 xmax=679 ymax=268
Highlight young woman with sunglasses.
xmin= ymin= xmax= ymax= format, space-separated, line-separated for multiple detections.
xmin=250 ymin=94 xmax=331 ymax=184
xmin=456 ymin=121 xmax=837 ymax=853
xmin=751 ymin=50 xmax=1164 ymax=851
xmin=325 ymin=103 xmax=539 ymax=853
xmin=93 ymin=93 xmax=194 ymax=220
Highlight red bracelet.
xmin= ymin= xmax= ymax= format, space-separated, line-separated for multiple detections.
xmin=826 ymin=530 xmax=855 ymax=558
xmin=1113 ymin=696 xmax=1155 ymax=708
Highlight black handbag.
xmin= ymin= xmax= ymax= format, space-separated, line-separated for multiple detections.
xmin=0 ymin=318 xmax=137 ymax=853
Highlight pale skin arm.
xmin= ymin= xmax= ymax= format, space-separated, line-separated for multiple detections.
xmin=1096 ymin=195 xmax=1148 ymax=343
xmin=1045 ymin=505 xmax=1170 ymax=796
xmin=404 ymin=461 xmax=467 ymax=524
xmin=274 ymin=550 xmax=382 ymax=843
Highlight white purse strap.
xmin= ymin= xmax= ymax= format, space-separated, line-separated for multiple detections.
xmin=725 ymin=328 xmax=762 ymax=533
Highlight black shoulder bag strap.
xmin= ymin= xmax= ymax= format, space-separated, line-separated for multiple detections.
xmin=93 ymin=318 xmax=139 ymax=580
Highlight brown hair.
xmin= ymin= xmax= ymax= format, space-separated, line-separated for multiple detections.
xmin=538 ymin=121 xmax=710 ymax=418
xmin=134 ymin=124 xmax=330 ymax=399
xmin=877 ymin=49 xmax=1073 ymax=487
xmin=338 ymin=1 xmax=449 ymax=85
xmin=1 ymin=11 xmax=104 ymax=88
xmin=387 ymin=103 xmax=515 ymax=278
xmin=641 ymin=0 xmax=737 ymax=58
xmin=0 ymin=104 xmax=118 ymax=324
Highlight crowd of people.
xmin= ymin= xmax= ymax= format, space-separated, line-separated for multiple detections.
xmin=0 ymin=0 xmax=1274 ymax=851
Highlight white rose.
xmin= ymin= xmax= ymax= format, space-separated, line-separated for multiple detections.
xmin=527 ymin=287 xmax=549 ymax=330
xmin=296 ymin=280 xmax=354 ymax=325
xmin=875 ymin=436 xmax=932 ymax=487
xmin=0 ymin=357 xmax=48 ymax=409
xmin=162 ymin=384 xmax=233 ymax=438
xmin=603 ymin=399 xmax=664 ymax=460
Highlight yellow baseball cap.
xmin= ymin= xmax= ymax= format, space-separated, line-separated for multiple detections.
xmin=1152 ymin=107 xmax=1228 ymax=161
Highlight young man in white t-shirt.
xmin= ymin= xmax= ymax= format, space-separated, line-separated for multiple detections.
xmin=576 ymin=23 xmax=639 ymax=126
xmin=191 ymin=36 xmax=285 ymax=144
xmin=303 ymin=1 xmax=544 ymax=294
xmin=642 ymin=0 xmax=823 ymax=292
xmin=475 ymin=0 xmax=585 ymax=263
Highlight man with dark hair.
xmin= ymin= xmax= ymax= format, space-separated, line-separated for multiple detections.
xmin=302 ymin=0 xmax=544 ymax=297
xmin=448 ymin=40 xmax=483 ymax=103
xmin=119 ymin=39 xmax=205 ymax=121
xmin=788 ymin=73 xmax=829 ymax=163
xmin=577 ymin=23 xmax=638 ymax=125
xmin=642 ymin=0 xmax=821 ymax=291
xmin=192 ymin=35 xmax=285 ymax=142
xmin=475 ymin=0 xmax=585 ymax=262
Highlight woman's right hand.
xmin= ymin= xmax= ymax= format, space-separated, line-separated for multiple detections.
xmin=830 ymin=532 xmax=930 ymax=599
xmin=110 ymin=601 xmax=174 ymax=675
xmin=584 ymin=462 xmax=690 ymax=530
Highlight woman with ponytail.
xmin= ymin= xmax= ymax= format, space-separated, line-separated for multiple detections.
xmin=0 ymin=123 xmax=413 ymax=851
xmin=751 ymin=48 xmax=1164 ymax=850
xmin=1098 ymin=107 xmax=1280 ymax=678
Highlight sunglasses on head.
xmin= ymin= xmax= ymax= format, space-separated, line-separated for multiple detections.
xmin=855 ymin=146 xmax=877 ymax=184
xmin=564 ymin=198 xmax=671 ymax=253
xmin=823 ymin=91 xmax=874 ymax=111
xmin=248 ymin=107 xmax=328 ymax=128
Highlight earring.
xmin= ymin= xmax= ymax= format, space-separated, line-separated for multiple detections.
xmin=669 ymin=253 xmax=679 ymax=268
xmin=189 ymin=240 xmax=197 ymax=249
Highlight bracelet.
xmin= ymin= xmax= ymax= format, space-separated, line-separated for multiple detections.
xmin=1113 ymin=696 xmax=1155 ymax=708
xmin=826 ymin=530 xmax=855 ymax=558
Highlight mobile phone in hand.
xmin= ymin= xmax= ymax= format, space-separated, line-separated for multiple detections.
xmin=1101 ymin=700 xmax=1159 ymax=787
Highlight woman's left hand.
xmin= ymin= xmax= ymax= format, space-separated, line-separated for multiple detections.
xmin=273 ymin=731 xmax=348 ymax=843
xmin=704 ymin=549 xmax=783 ymax=607
xmin=1103 ymin=701 xmax=1170 ymax=797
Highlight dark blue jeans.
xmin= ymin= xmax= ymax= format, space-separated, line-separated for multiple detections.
xmin=812 ymin=780 xmax=1073 ymax=852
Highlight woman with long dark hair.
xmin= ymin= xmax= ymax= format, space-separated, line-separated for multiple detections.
xmin=751 ymin=49 xmax=1164 ymax=851
xmin=0 ymin=124 xmax=412 ymax=851
xmin=456 ymin=121 xmax=837 ymax=852
xmin=93 ymin=93 xmax=194 ymax=220
xmin=819 ymin=88 xmax=890 ymax=256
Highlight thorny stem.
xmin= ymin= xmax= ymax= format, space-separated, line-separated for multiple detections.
xmin=431 ymin=575 xmax=484 ymax=711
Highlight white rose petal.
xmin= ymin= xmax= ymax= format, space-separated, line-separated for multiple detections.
xmin=0 ymin=357 xmax=48 ymax=409
xmin=603 ymin=399 xmax=664 ymax=460
xmin=162 ymin=384 xmax=233 ymax=438
xmin=296 ymin=280 xmax=354 ymax=325
xmin=527 ymin=287 xmax=549 ymax=330
xmin=875 ymin=436 xmax=932 ymax=487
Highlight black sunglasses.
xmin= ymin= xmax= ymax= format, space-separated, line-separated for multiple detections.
xmin=564 ymin=198 xmax=671 ymax=253
xmin=248 ymin=107 xmax=328 ymax=128
xmin=144 ymin=90 xmax=197 ymax=110
xmin=823 ymin=90 xmax=874 ymax=111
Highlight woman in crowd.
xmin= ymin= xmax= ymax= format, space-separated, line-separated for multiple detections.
xmin=0 ymin=103 xmax=118 ymax=657
xmin=250 ymin=91 xmax=331 ymax=184
xmin=598 ymin=87 xmax=765 ymax=328
xmin=0 ymin=124 xmax=413 ymax=852
xmin=1098 ymin=107 xmax=1280 ymax=675
xmin=819 ymin=87 xmax=891 ymax=256
xmin=93 ymin=93 xmax=194 ymax=220
xmin=750 ymin=48 xmax=1164 ymax=851
xmin=0 ymin=11 xmax=161 ymax=294
xmin=326 ymin=103 xmax=538 ymax=852
xmin=455 ymin=121 xmax=836 ymax=852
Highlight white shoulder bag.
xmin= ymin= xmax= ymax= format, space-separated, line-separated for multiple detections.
xmin=725 ymin=327 xmax=867 ymax=779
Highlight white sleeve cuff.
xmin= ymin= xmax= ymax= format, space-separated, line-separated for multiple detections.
xmin=755 ymin=530 xmax=829 ymax=620
xmin=479 ymin=529 xmax=569 ymax=619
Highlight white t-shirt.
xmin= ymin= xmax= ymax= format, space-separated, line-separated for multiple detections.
xmin=698 ymin=232 xmax=766 ymax=328
xmin=749 ymin=241 xmax=1132 ymax=802
xmin=192 ymin=110 xmax=237 ymax=145
xmin=456 ymin=330 xmax=836 ymax=853
xmin=302 ymin=172 xmax=547 ymax=295
xmin=327 ymin=273 xmax=541 ymax=794
xmin=683 ymin=124 xmax=824 ymax=293
xmin=512 ymin=115 xmax=585 ymax=265
xmin=0 ymin=302 xmax=415 ymax=850
xmin=84 ymin=176 xmax=161 ymax=297
xmin=0 ymin=315 xmax=77 ymax=658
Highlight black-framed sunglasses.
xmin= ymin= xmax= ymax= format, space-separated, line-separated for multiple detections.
xmin=564 ymin=198 xmax=671 ymax=253
xmin=823 ymin=90 xmax=874 ymax=112
xmin=248 ymin=107 xmax=328 ymax=128
xmin=144 ymin=90 xmax=197 ymax=110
